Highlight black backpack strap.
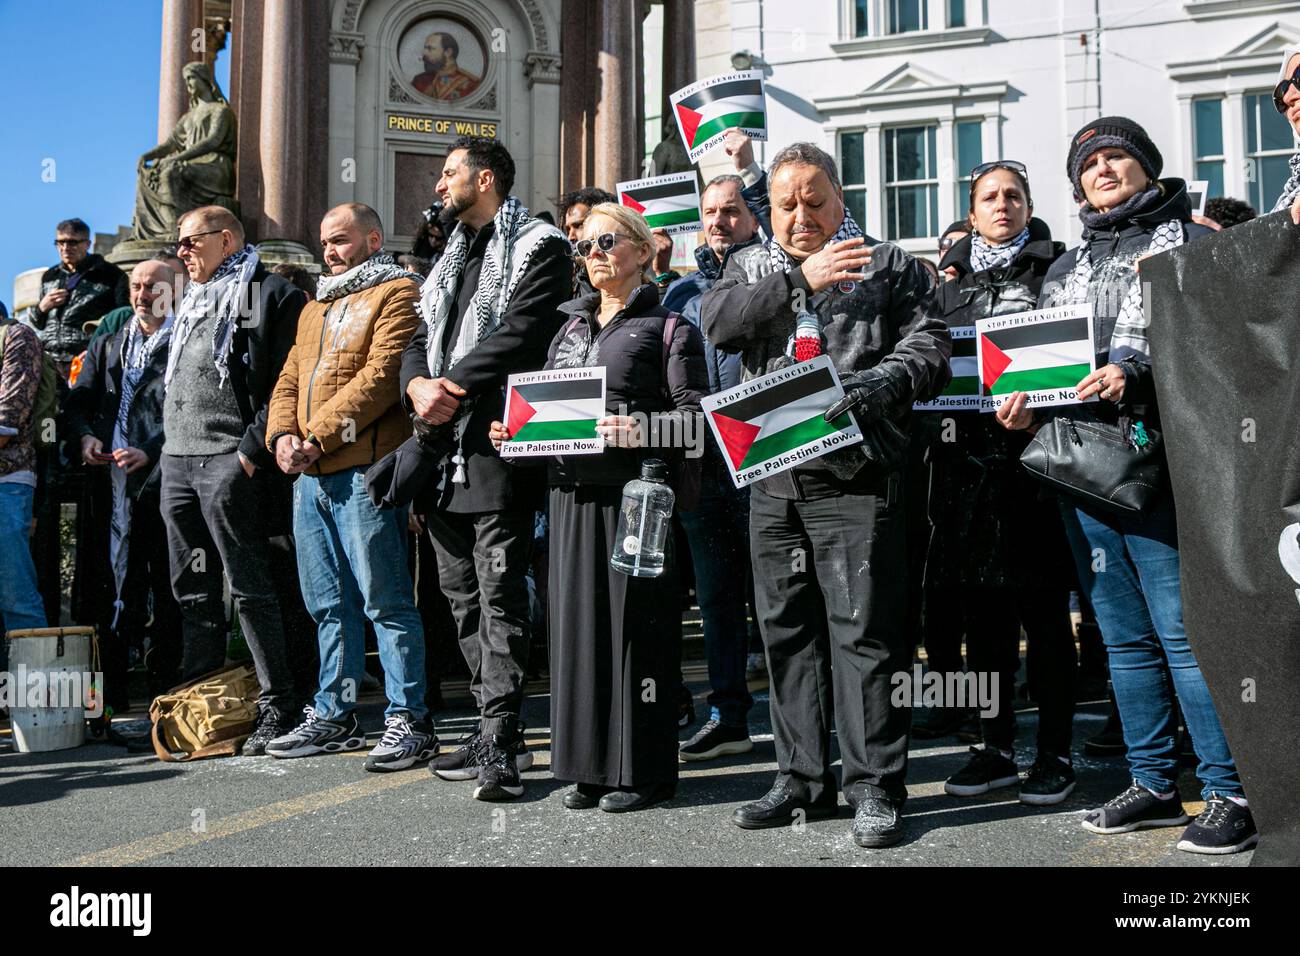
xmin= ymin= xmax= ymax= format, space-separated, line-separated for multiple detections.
xmin=660 ymin=312 xmax=681 ymax=399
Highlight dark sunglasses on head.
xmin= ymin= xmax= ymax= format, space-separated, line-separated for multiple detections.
xmin=175 ymin=229 xmax=223 ymax=251
xmin=574 ymin=232 xmax=633 ymax=258
xmin=970 ymin=159 xmax=1029 ymax=182
xmin=1274 ymin=67 xmax=1300 ymax=114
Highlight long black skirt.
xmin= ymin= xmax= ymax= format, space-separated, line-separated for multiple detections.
xmin=548 ymin=484 xmax=682 ymax=789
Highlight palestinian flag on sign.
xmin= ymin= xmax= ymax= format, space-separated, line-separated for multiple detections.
xmin=710 ymin=364 xmax=852 ymax=471
xmin=979 ymin=314 xmax=1093 ymax=395
xmin=942 ymin=327 xmax=978 ymax=396
xmin=617 ymin=174 xmax=700 ymax=232
xmin=506 ymin=377 xmax=604 ymax=443
xmin=674 ymin=76 xmax=765 ymax=152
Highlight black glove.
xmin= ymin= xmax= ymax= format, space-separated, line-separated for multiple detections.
xmin=364 ymin=418 xmax=454 ymax=509
xmin=824 ymin=364 xmax=908 ymax=425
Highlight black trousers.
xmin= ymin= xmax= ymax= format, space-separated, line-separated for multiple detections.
xmin=160 ymin=452 xmax=293 ymax=713
xmin=425 ymin=506 xmax=533 ymax=735
xmin=750 ymin=483 xmax=910 ymax=806
xmin=927 ymin=585 xmax=1078 ymax=756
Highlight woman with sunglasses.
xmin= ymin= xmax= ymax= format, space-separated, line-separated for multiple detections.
xmin=490 ymin=202 xmax=708 ymax=813
xmin=922 ymin=160 xmax=1081 ymax=805
xmin=998 ymin=118 xmax=1257 ymax=854
xmin=1270 ymin=47 xmax=1300 ymax=222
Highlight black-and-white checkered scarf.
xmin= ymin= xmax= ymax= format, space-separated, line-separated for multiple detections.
xmin=316 ymin=252 xmax=421 ymax=303
xmin=970 ymin=227 xmax=1030 ymax=274
xmin=766 ymin=207 xmax=864 ymax=272
xmin=165 ymin=245 xmax=259 ymax=389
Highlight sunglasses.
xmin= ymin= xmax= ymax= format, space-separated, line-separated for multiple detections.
xmin=176 ymin=229 xmax=223 ymax=251
xmin=970 ymin=159 xmax=1029 ymax=182
xmin=1274 ymin=67 xmax=1300 ymax=114
xmin=54 ymin=238 xmax=88 ymax=248
xmin=575 ymin=232 xmax=634 ymax=258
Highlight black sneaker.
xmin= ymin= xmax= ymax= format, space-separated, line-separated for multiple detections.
xmin=240 ymin=707 xmax=295 ymax=757
xmin=1019 ymin=754 xmax=1076 ymax=806
xmin=679 ymin=719 xmax=753 ymax=762
xmin=944 ymin=746 xmax=1020 ymax=797
xmin=430 ymin=724 xmax=532 ymax=780
xmin=473 ymin=734 xmax=525 ymax=801
xmin=851 ymin=794 xmax=905 ymax=848
xmin=1176 ymin=795 xmax=1259 ymax=855
xmin=429 ymin=728 xmax=486 ymax=780
xmin=1082 ymin=781 xmax=1191 ymax=834
xmin=364 ymin=713 xmax=439 ymax=772
xmin=266 ymin=707 xmax=366 ymax=758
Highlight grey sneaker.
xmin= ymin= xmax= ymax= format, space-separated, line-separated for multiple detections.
xmin=364 ymin=713 xmax=439 ymax=772
xmin=266 ymin=707 xmax=366 ymax=759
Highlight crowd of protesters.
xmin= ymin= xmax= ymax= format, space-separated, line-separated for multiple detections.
xmin=5 ymin=45 xmax=1300 ymax=853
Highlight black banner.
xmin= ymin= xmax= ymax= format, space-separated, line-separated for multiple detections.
xmin=1145 ymin=211 xmax=1300 ymax=866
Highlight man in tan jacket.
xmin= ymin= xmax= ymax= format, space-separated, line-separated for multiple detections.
xmin=263 ymin=202 xmax=434 ymax=771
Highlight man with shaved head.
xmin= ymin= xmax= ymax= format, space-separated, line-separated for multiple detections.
xmin=64 ymin=258 xmax=184 ymax=705
xmin=263 ymin=202 xmax=435 ymax=770
xmin=161 ymin=204 xmax=306 ymax=754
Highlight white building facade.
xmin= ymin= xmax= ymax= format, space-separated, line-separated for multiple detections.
xmin=703 ymin=0 xmax=1300 ymax=256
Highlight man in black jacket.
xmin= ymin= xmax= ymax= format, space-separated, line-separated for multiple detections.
xmin=701 ymin=142 xmax=950 ymax=848
xmin=160 ymin=205 xmax=305 ymax=754
xmin=64 ymin=259 xmax=182 ymax=707
xmin=31 ymin=218 xmax=129 ymax=370
xmin=401 ymin=137 xmax=571 ymax=800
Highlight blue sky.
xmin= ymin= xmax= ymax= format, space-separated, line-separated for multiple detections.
xmin=0 ymin=1 xmax=230 ymax=308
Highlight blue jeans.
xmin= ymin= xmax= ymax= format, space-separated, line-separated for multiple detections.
xmin=1059 ymin=495 xmax=1242 ymax=799
xmin=679 ymin=458 xmax=754 ymax=727
xmin=293 ymin=468 xmax=427 ymax=721
xmin=0 ymin=483 xmax=47 ymax=667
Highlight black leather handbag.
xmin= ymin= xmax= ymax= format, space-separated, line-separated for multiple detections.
xmin=1019 ymin=415 xmax=1164 ymax=515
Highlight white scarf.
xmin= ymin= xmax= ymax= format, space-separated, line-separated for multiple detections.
xmin=766 ymin=207 xmax=864 ymax=272
xmin=420 ymin=196 xmax=563 ymax=376
xmin=1056 ymin=220 xmax=1185 ymax=359
xmin=165 ymin=245 xmax=259 ymax=389
xmin=969 ymin=227 xmax=1030 ymax=273
xmin=109 ymin=315 xmax=172 ymax=629
xmin=316 ymin=252 xmax=421 ymax=303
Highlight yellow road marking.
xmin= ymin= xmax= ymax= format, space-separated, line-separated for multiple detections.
xmin=65 ymin=770 xmax=431 ymax=867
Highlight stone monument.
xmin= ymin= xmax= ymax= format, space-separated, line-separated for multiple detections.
xmin=108 ymin=62 xmax=239 ymax=268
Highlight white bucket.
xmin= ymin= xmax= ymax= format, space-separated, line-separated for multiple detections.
xmin=4 ymin=627 xmax=96 ymax=753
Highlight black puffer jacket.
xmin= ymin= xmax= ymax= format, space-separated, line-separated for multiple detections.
xmin=31 ymin=255 xmax=129 ymax=363
xmin=700 ymin=232 xmax=950 ymax=499
xmin=924 ymin=218 xmax=1074 ymax=589
xmin=63 ymin=318 xmax=170 ymax=499
xmin=545 ymin=283 xmax=708 ymax=488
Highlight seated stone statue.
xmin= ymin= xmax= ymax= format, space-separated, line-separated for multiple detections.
xmin=132 ymin=62 xmax=237 ymax=241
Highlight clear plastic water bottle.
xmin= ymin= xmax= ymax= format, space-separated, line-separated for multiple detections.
xmin=610 ymin=459 xmax=675 ymax=578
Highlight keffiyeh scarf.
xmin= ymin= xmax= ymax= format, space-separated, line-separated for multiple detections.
xmin=766 ymin=206 xmax=864 ymax=272
xmin=165 ymin=245 xmax=259 ymax=389
xmin=969 ymin=227 xmax=1030 ymax=273
xmin=109 ymin=316 xmax=173 ymax=628
xmin=1058 ymin=218 xmax=1185 ymax=359
xmin=421 ymin=196 xmax=562 ymax=377
xmin=316 ymin=252 xmax=422 ymax=303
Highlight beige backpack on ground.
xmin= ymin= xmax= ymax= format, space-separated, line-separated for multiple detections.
xmin=149 ymin=664 xmax=261 ymax=761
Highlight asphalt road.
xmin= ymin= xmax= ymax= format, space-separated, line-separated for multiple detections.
xmin=0 ymin=684 xmax=1253 ymax=867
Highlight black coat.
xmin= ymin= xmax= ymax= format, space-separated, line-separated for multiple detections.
xmin=400 ymin=227 xmax=574 ymax=514
xmin=544 ymin=283 xmax=708 ymax=488
xmin=63 ymin=318 xmax=170 ymax=498
xmin=224 ymin=263 xmax=306 ymax=472
xmin=32 ymin=254 xmax=129 ymax=362
xmin=700 ymin=234 xmax=950 ymax=499
xmin=923 ymin=218 xmax=1074 ymax=590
